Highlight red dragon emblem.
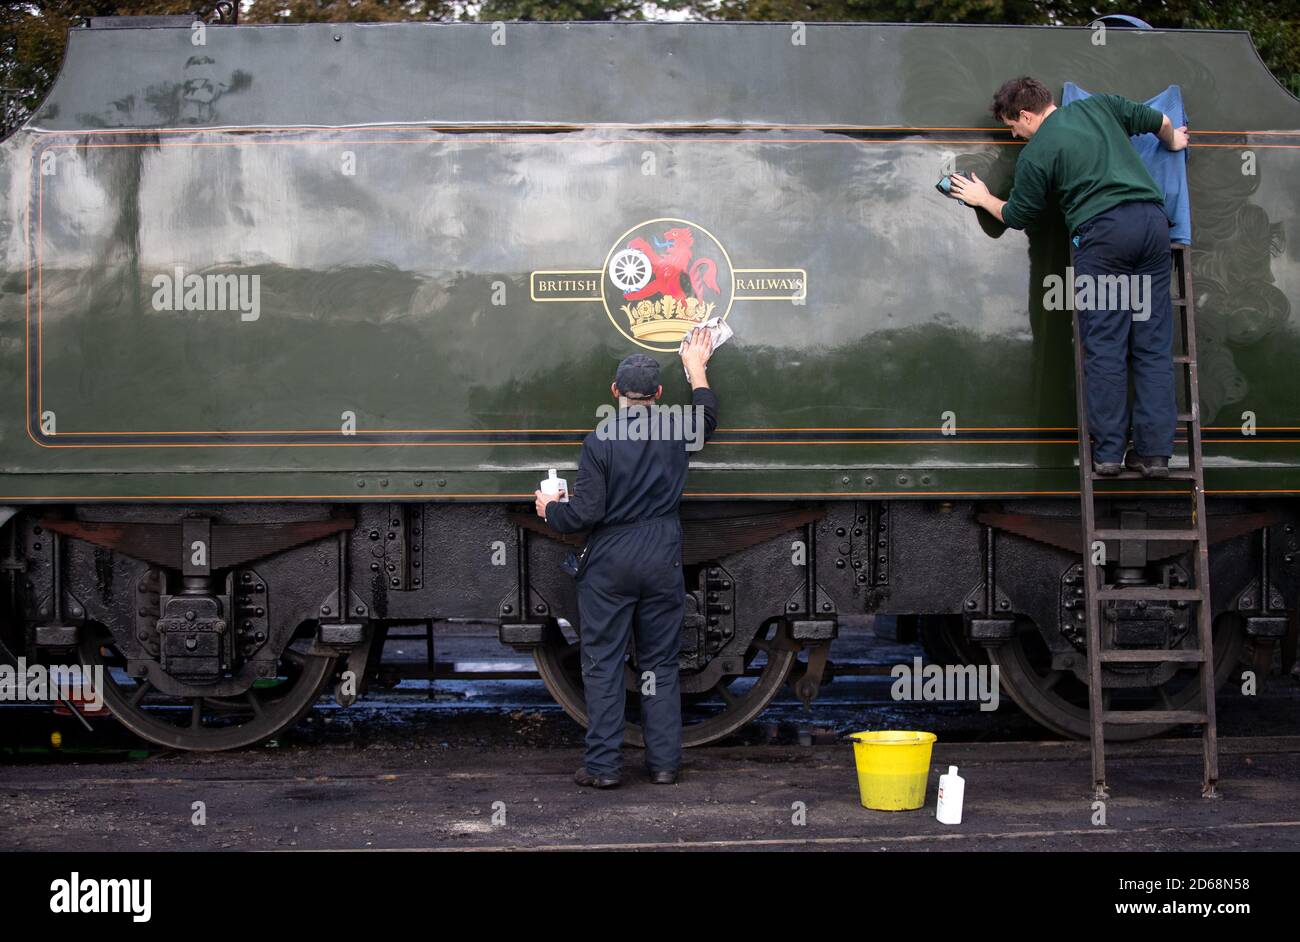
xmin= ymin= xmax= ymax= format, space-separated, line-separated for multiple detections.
xmin=617 ymin=226 xmax=720 ymax=303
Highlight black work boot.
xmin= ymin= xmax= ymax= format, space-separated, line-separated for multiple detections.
xmin=1125 ymin=453 xmax=1170 ymax=478
xmin=1092 ymin=458 xmax=1122 ymax=476
xmin=648 ymin=769 xmax=679 ymax=785
xmin=574 ymin=767 xmax=621 ymax=789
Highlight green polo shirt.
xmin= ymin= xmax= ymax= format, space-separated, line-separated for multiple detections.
xmin=1001 ymin=94 xmax=1165 ymax=233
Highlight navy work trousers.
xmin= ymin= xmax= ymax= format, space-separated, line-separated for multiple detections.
xmin=576 ymin=517 xmax=684 ymax=778
xmin=1071 ymin=200 xmax=1176 ymax=464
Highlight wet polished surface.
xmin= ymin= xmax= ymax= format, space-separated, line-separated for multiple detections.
xmin=1 ymin=23 xmax=1296 ymax=496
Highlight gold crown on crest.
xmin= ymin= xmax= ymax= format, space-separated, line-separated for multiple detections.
xmin=620 ymin=296 xmax=715 ymax=341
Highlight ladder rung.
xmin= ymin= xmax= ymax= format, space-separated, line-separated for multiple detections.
xmin=1103 ymin=710 xmax=1208 ymax=725
xmin=1093 ymin=528 xmax=1200 ymax=542
xmin=1173 ymin=354 xmax=1193 ymax=364
xmin=1098 ymin=649 xmax=1206 ymax=663
xmin=1089 ymin=469 xmax=1199 ymax=481
xmin=1096 ymin=586 xmax=1202 ymax=601
xmin=1176 ymin=412 xmax=1195 ymax=422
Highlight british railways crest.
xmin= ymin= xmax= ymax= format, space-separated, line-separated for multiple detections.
xmin=531 ymin=217 xmax=807 ymax=352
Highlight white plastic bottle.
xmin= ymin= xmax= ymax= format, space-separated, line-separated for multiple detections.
xmin=936 ymin=765 xmax=965 ymax=825
xmin=540 ymin=468 xmax=569 ymax=503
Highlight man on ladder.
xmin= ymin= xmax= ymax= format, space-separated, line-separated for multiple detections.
xmin=951 ymin=76 xmax=1188 ymax=477
xmin=953 ymin=76 xmax=1222 ymax=799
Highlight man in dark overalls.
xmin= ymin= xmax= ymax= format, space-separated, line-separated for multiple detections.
xmin=951 ymin=76 xmax=1189 ymax=477
xmin=534 ymin=328 xmax=716 ymax=787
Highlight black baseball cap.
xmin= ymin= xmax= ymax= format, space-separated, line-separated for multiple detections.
xmin=614 ymin=354 xmax=661 ymax=397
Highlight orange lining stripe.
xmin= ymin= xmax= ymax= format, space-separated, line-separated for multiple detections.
xmin=33 ymin=425 xmax=1300 ymax=436
xmin=23 ymin=439 xmax=1300 ymax=449
xmin=45 ymin=138 xmax=1024 ymax=149
xmin=51 ymin=425 xmax=1079 ymax=435
xmin=37 ymin=124 xmax=1027 ymax=135
xmin=30 ymin=124 xmax=1300 ymax=136
xmin=27 ymin=439 xmax=1087 ymax=449
xmin=39 ymin=138 xmax=1300 ymax=151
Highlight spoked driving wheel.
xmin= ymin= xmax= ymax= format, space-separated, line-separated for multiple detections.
xmin=533 ymin=619 xmax=797 ymax=747
xmin=79 ymin=625 xmax=336 ymax=751
xmin=987 ymin=614 xmax=1245 ymax=740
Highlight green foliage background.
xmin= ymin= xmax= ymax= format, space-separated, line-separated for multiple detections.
xmin=2 ymin=1 xmax=1297 ymax=133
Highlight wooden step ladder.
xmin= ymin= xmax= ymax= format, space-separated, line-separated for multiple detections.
xmin=1071 ymin=242 xmax=1218 ymax=799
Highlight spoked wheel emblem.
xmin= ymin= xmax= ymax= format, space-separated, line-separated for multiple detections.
xmin=608 ymin=248 xmax=652 ymax=292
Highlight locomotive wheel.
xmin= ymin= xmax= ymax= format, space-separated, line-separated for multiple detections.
xmin=986 ymin=614 xmax=1245 ymax=741
xmin=533 ymin=619 xmax=796 ymax=747
xmin=79 ymin=626 xmax=335 ymax=751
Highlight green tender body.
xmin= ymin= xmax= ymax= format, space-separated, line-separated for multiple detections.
xmin=0 ymin=21 xmax=1296 ymax=501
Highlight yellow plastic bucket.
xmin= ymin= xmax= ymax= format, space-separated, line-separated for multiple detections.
xmin=848 ymin=730 xmax=937 ymax=811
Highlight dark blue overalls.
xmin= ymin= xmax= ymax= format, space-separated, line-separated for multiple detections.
xmin=545 ymin=388 xmax=718 ymax=778
xmin=1071 ymin=200 xmax=1176 ymax=463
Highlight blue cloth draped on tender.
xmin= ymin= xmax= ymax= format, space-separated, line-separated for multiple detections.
xmin=1062 ymin=82 xmax=1191 ymax=245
